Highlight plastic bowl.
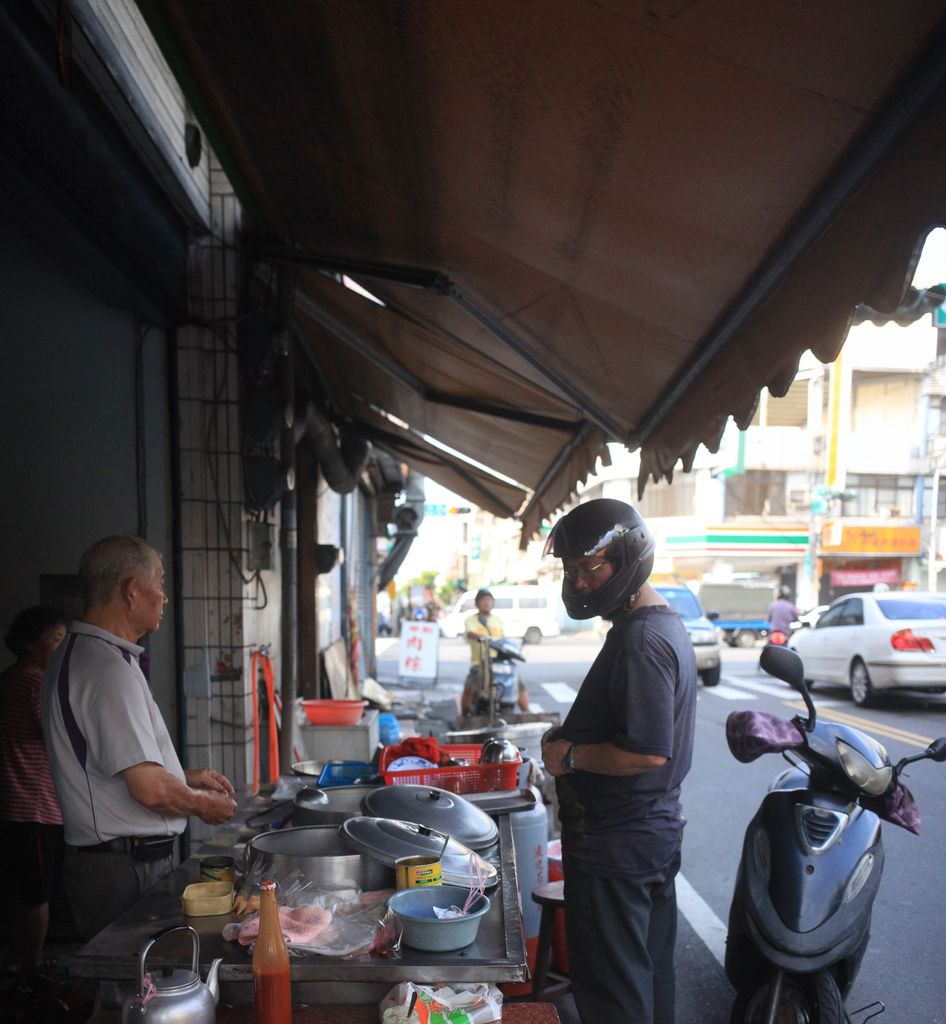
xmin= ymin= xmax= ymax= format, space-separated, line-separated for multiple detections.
xmin=301 ymin=699 xmax=367 ymax=726
xmin=181 ymin=881 xmax=234 ymax=917
xmin=387 ymin=885 xmax=491 ymax=952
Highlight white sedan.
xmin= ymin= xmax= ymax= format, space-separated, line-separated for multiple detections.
xmin=788 ymin=591 xmax=946 ymax=706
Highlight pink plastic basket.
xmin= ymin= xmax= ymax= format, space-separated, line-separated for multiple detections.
xmin=380 ymin=743 xmax=520 ymax=794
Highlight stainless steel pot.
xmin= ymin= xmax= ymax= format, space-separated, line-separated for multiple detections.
xmin=243 ymin=825 xmax=393 ymax=890
xmin=292 ymin=785 xmax=377 ymax=826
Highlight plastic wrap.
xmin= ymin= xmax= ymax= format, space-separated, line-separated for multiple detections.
xmin=224 ymin=871 xmax=399 ymax=959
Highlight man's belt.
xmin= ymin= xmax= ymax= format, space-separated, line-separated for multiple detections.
xmin=74 ymin=835 xmax=176 ymax=862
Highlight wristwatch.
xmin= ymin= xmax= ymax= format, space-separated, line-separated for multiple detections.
xmin=562 ymin=743 xmax=578 ymax=774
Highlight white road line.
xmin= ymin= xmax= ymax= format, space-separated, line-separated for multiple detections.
xmin=704 ymin=683 xmax=757 ymax=701
xmin=528 ymin=702 xmax=545 ymax=713
xmin=375 ymin=638 xmax=398 ymax=656
xmin=725 ymin=677 xmax=797 ymax=700
xmin=676 ymin=873 xmax=727 ymax=968
xmin=720 ymin=676 xmax=843 ymax=707
xmin=542 ymin=682 xmax=578 ymax=703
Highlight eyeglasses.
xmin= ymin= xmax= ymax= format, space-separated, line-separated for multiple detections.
xmin=563 ymin=561 xmax=611 ymax=583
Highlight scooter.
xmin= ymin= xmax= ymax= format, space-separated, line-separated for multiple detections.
xmin=725 ymin=643 xmax=946 ymax=1024
xmin=470 ymin=635 xmax=526 ymax=718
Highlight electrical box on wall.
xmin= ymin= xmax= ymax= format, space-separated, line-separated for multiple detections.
xmin=246 ymin=521 xmax=274 ymax=571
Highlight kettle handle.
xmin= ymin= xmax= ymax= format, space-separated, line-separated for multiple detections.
xmin=136 ymin=924 xmax=199 ymax=998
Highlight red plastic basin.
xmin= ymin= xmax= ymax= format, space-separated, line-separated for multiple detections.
xmin=301 ymin=699 xmax=367 ymax=726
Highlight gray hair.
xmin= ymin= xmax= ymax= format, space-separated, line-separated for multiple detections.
xmin=79 ymin=535 xmax=161 ymax=609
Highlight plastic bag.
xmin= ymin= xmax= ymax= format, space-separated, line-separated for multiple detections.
xmin=379 ymin=982 xmax=503 ymax=1024
xmin=224 ymin=874 xmax=399 ymax=959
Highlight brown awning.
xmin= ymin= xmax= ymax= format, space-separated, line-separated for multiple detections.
xmin=146 ymin=1 xmax=946 ymax=537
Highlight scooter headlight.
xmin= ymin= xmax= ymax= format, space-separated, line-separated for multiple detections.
xmin=836 ymin=739 xmax=892 ymax=796
xmin=844 ymin=851 xmax=875 ymax=903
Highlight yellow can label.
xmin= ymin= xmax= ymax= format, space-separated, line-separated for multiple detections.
xmin=395 ymin=855 xmax=443 ymax=889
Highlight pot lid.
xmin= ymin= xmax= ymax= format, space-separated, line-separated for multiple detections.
xmin=360 ymin=785 xmax=498 ymax=850
xmin=293 ymin=787 xmax=330 ymax=810
xmin=340 ymin=817 xmax=498 ymax=889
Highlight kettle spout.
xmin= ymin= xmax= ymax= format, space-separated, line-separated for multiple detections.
xmin=205 ymin=957 xmax=223 ymax=1004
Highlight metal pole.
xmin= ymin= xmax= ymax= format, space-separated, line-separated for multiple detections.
xmin=928 ymin=453 xmax=943 ymax=591
xmin=277 ymin=265 xmax=298 ymax=771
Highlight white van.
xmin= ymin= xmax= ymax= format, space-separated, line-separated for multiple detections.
xmin=439 ymin=584 xmax=562 ymax=644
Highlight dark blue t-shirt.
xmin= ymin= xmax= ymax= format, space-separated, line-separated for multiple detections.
xmin=555 ymin=605 xmax=697 ymax=877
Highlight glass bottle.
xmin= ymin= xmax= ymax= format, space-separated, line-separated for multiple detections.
xmin=253 ymin=880 xmax=292 ymax=1023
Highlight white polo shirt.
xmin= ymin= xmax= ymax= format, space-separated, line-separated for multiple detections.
xmin=41 ymin=622 xmax=187 ymax=846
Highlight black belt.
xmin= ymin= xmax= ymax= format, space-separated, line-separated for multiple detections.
xmin=74 ymin=836 xmax=176 ymax=862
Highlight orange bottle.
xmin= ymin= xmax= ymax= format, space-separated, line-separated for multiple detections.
xmin=253 ymin=880 xmax=292 ymax=1023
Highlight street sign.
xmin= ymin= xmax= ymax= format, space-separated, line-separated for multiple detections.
xmin=424 ymin=503 xmax=446 ymax=515
xmin=397 ymin=620 xmax=439 ymax=682
xmin=933 ymin=304 xmax=946 ymax=329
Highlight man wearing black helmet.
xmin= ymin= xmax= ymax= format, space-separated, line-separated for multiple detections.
xmin=541 ymin=498 xmax=698 ymax=1024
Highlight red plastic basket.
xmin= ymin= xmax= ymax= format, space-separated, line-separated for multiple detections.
xmin=380 ymin=743 xmax=520 ymax=794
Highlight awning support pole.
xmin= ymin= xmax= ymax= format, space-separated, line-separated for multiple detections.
xmin=260 ymin=243 xmax=622 ymax=438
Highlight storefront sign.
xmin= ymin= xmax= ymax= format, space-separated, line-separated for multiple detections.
xmin=830 ymin=567 xmax=900 ymax=587
xmin=820 ymin=522 xmax=921 ymax=555
xmin=397 ymin=621 xmax=439 ymax=680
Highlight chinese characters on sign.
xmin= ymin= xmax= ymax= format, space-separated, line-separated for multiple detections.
xmin=820 ymin=523 xmax=921 ymax=555
xmin=397 ymin=621 xmax=439 ymax=681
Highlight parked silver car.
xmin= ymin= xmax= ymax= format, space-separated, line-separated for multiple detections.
xmin=789 ymin=590 xmax=946 ymax=706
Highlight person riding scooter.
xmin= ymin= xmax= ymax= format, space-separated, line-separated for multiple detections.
xmin=461 ymin=588 xmax=529 ymax=715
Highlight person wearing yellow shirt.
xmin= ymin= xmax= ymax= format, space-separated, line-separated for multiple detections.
xmin=460 ymin=589 xmax=528 ymax=714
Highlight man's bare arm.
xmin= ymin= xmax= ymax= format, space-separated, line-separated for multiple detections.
xmin=123 ymin=762 xmax=237 ymax=824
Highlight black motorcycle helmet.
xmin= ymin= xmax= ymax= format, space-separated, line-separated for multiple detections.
xmin=544 ymin=498 xmax=655 ymax=619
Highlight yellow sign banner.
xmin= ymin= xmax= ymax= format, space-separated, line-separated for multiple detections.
xmin=820 ymin=522 xmax=921 ymax=555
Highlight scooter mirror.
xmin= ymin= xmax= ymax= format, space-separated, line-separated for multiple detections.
xmin=926 ymin=737 xmax=946 ymax=762
xmin=759 ymin=644 xmax=805 ymax=690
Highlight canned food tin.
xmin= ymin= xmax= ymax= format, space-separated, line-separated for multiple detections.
xmin=200 ymin=855 xmax=235 ymax=885
xmin=395 ymin=855 xmax=442 ymax=890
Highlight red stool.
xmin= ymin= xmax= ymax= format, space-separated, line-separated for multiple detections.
xmin=530 ymin=880 xmax=570 ymax=1000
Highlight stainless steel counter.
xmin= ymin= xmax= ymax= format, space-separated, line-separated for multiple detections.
xmin=65 ymin=798 xmax=527 ymax=1002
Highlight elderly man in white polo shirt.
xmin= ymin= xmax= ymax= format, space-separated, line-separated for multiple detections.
xmin=42 ymin=535 xmax=237 ymax=939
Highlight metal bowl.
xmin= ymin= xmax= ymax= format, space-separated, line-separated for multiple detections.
xmin=290 ymin=760 xmax=325 ymax=779
xmin=479 ymin=737 xmax=520 ymax=764
xmin=243 ymin=825 xmax=393 ymax=890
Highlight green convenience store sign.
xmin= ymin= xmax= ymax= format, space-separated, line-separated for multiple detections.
xmin=663 ymin=528 xmax=808 ymax=556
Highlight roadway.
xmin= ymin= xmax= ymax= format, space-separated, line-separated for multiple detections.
xmin=378 ymin=634 xmax=946 ymax=1023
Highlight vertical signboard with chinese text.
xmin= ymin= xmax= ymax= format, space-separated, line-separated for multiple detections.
xmin=397 ymin=620 xmax=439 ymax=683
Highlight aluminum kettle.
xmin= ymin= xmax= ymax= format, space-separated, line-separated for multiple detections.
xmin=121 ymin=924 xmax=221 ymax=1024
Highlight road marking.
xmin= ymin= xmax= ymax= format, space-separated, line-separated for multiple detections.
xmin=376 ymin=638 xmax=398 ymax=656
xmin=542 ymin=682 xmax=578 ymax=703
xmin=726 ymin=677 xmax=797 ymax=699
xmin=724 ymin=676 xmax=842 ymax=706
xmin=703 ymin=683 xmax=757 ymax=701
xmin=528 ymin=702 xmax=545 ymax=713
xmin=676 ymin=873 xmax=727 ymax=968
xmin=784 ymin=701 xmax=933 ymax=748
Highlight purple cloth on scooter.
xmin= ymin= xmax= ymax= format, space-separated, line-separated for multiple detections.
xmin=726 ymin=710 xmax=804 ymax=763
xmin=864 ymin=781 xmax=921 ymax=835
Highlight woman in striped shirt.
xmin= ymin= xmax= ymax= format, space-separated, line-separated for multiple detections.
xmin=0 ymin=606 xmax=67 ymax=975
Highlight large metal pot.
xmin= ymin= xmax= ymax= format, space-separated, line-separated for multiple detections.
xmin=243 ymin=825 xmax=393 ymax=890
xmin=292 ymin=785 xmax=378 ymax=826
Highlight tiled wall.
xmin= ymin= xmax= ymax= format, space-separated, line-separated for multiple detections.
xmin=175 ymin=158 xmax=282 ymax=833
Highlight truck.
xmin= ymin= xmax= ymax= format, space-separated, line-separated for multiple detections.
xmin=697 ymin=581 xmax=775 ymax=647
